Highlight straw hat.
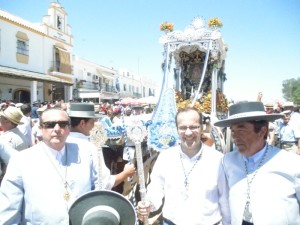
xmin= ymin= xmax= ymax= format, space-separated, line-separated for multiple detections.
xmin=68 ymin=103 xmax=96 ymax=118
xmin=214 ymin=101 xmax=284 ymax=127
xmin=69 ymin=190 xmax=137 ymax=225
xmin=0 ymin=106 xmax=24 ymax=125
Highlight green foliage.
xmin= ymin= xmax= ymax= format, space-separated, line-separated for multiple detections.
xmin=293 ymin=87 xmax=300 ymax=104
xmin=282 ymin=78 xmax=300 ymax=105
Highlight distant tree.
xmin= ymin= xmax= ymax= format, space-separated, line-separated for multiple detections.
xmin=293 ymin=86 xmax=300 ymax=104
xmin=282 ymin=78 xmax=300 ymax=104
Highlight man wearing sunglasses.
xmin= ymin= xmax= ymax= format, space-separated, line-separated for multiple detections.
xmin=0 ymin=107 xmax=104 ymax=224
xmin=138 ymin=107 xmax=230 ymax=225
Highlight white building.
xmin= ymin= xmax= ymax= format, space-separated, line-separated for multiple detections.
xmin=0 ymin=2 xmax=73 ymax=104
xmin=118 ymin=68 xmax=156 ymax=98
xmin=72 ymin=55 xmax=118 ymax=103
xmin=73 ymin=61 xmax=158 ymax=103
xmin=0 ymin=2 xmax=158 ymax=104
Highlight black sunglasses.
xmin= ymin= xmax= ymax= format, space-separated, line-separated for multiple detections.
xmin=42 ymin=121 xmax=70 ymax=129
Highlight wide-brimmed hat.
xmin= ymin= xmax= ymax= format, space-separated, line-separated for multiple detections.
xmin=15 ymin=103 xmax=23 ymax=108
xmin=283 ymin=101 xmax=294 ymax=107
xmin=0 ymin=106 xmax=24 ymax=125
xmin=214 ymin=101 xmax=284 ymax=127
xmin=68 ymin=103 xmax=96 ymax=118
xmin=69 ymin=190 xmax=137 ymax=225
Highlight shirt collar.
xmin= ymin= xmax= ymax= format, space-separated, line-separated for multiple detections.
xmin=243 ymin=143 xmax=268 ymax=164
xmin=180 ymin=143 xmax=204 ymax=160
xmin=42 ymin=142 xmax=65 ymax=159
xmin=69 ymin=132 xmax=89 ymax=141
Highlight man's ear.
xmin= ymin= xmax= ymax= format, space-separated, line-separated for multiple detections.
xmin=79 ymin=119 xmax=85 ymax=127
xmin=260 ymin=126 xmax=268 ymax=136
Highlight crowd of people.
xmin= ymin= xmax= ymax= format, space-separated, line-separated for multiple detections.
xmin=0 ymin=98 xmax=300 ymax=224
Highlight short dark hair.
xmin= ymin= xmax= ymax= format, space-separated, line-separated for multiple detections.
xmin=248 ymin=120 xmax=269 ymax=140
xmin=175 ymin=107 xmax=203 ymax=128
xmin=70 ymin=117 xmax=91 ymax=127
xmin=20 ymin=104 xmax=31 ymax=115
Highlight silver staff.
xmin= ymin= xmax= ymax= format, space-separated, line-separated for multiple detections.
xmin=90 ymin=122 xmax=108 ymax=190
xmin=126 ymin=118 xmax=148 ymax=225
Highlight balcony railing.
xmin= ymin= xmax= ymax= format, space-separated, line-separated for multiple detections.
xmin=99 ymin=83 xmax=117 ymax=93
xmin=132 ymin=92 xmax=142 ymax=98
xmin=49 ymin=61 xmax=72 ymax=74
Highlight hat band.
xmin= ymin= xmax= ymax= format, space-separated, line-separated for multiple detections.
xmin=69 ymin=111 xmax=95 ymax=118
xmin=229 ymin=111 xmax=267 ymax=119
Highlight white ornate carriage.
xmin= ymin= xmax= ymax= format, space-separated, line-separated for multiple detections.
xmin=148 ymin=17 xmax=228 ymax=153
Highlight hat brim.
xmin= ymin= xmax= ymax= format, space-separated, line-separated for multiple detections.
xmin=214 ymin=114 xmax=283 ymax=127
xmin=69 ymin=190 xmax=137 ymax=225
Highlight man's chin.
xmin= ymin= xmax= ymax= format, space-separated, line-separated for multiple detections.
xmin=235 ymin=145 xmax=245 ymax=152
xmin=183 ymin=141 xmax=195 ymax=148
xmin=50 ymin=139 xmax=64 ymax=144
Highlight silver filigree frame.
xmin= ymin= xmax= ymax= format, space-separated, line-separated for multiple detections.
xmin=159 ymin=17 xmax=226 ymax=69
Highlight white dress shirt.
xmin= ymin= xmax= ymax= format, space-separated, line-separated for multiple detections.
xmin=147 ymin=144 xmax=230 ymax=225
xmin=223 ymin=144 xmax=300 ymax=225
xmin=0 ymin=141 xmax=101 ymax=224
xmin=67 ymin=132 xmax=115 ymax=190
xmin=18 ymin=116 xmax=32 ymax=147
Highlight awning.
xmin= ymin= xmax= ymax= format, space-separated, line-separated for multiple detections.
xmin=100 ymin=91 xmax=118 ymax=100
xmin=79 ymin=92 xmax=100 ymax=98
xmin=55 ymin=47 xmax=72 ymax=74
xmin=0 ymin=66 xmax=73 ymax=85
xmin=78 ymin=91 xmax=118 ymax=100
xmin=16 ymin=31 xmax=29 ymax=41
xmin=100 ymin=74 xmax=114 ymax=80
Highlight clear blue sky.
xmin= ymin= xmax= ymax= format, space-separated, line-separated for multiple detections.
xmin=1 ymin=0 xmax=300 ymax=104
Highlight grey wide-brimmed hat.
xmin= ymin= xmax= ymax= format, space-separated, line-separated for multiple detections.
xmin=68 ymin=103 xmax=96 ymax=118
xmin=69 ymin=190 xmax=137 ymax=225
xmin=0 ymin=106 xmax=24 ymax=125
xmin=214 ymin=101 xmax=284 ymax=127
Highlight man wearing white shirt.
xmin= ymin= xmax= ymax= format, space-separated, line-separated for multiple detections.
xmin=18 ymin=103 xmax=33 ymax=147
xmin=0 ymin=106 xmax=28 ymax=151
xmin=0 ymin=107 xmax=103 ymax=224
xmin=138 ymin=107 xmax=230 ymax=225
xmin=214 ymin=101 xmax=300 ymax=225
xmin=67 ymin=103 xmax=135 ymax=189
xmin=278 ymin=111 xmax=300 ymax=154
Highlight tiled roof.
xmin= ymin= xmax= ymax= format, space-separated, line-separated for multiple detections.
xmin=0 ymin=9 xmax=44 ymax=33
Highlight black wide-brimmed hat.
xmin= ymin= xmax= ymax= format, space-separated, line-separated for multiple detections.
xmin=214 ymin=101 xmax=284 ymax=127
xmin=69 ymin=190 xmax=137 ymax=225
xmin=68 ymin=103 xmax=96 ymax=118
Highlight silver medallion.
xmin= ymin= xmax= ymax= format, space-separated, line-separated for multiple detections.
xmin=181 ymin=186 xmax=189 ymax=200
xmin=243 ymin=201 xmax=252 ymax=221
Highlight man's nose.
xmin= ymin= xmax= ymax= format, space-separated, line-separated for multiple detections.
xmin=185 ymin=127 xmax=193 ymax=134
